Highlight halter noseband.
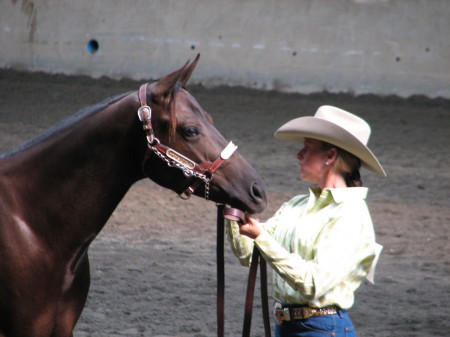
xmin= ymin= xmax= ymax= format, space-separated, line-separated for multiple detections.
xmin=137 ymin=83 xmax=238 ymax=200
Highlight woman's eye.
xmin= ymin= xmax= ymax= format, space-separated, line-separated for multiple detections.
xmin=183 ymin=126 xmax=200 ymax=137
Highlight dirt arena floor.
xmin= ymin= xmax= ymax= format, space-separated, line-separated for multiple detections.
xmin=0 ymin=68 xmax=449 ymax=337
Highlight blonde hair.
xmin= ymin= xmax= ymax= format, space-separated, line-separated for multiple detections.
xmin=320 ymin=141 xmax=362 ymax=187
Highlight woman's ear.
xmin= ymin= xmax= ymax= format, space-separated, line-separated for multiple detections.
xmin=327 ymin=147 xmax=339 ymax=163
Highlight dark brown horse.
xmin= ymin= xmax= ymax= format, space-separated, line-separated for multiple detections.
xmin=0 ymin=55 xmax=267 ymax=337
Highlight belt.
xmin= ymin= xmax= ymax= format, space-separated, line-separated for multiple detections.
xmin=273 ymin=302 xmax=339 ymax=324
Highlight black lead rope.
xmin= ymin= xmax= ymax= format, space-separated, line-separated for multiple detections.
xmin=242 ymin=246 xmax=260 ymax=336
xmin=217 ymin=205 xmax=271 ymax=337
xmin=260 ymin=256 xmax=271 ymax=337
xmin=216 ymin=204 xmax=225 ymax=337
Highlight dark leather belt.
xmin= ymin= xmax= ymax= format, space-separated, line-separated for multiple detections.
xmin=274 ymin=302 xmax=339 ymax=324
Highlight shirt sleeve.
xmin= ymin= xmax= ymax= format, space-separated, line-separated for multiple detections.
xmin=224 ymin=199 xmax=293 ymax=267
xmin=225 ymin=218 xmax=254 ymax=266
xmin=254 ymin=200 xmax=380 ymax=300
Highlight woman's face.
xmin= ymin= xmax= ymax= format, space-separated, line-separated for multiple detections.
xmin=296 ymin=138 xmax=329 ymax=184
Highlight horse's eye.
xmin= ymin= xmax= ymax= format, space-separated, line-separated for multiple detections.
xmin=183 ymin=126 xmax=200 ymax=138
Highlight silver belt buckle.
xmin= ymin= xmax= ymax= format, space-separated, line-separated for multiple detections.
xmin=274 ymin=308 xmax=291 ymax=325
xmin=274 ymin=302 xmax=283 ymax=324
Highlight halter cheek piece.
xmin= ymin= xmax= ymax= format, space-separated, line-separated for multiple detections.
xmin=137 ymin=83 xmax=238 ymax=200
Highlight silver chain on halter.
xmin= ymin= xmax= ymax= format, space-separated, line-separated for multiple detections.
xmin=149 ymin=142 xmax=212 ymax=200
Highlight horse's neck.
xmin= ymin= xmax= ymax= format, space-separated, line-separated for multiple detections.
xmin=0 ymin=92 xmax=145 ymax=247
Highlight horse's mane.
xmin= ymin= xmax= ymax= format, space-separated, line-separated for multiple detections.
xmin=1 ymin=92 xmax=131 ymax=158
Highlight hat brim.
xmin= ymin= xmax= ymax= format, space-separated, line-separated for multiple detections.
xmin=274 ymin=116 xmax=386 ymax=176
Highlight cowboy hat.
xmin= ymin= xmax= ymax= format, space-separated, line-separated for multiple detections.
xmin=274 ymin=105 xmax=386 ymax=176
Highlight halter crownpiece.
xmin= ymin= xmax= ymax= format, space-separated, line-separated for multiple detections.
xmin=137 ymin=83 xmax=238 ymax=200
xmin=137 ymin=105 xmax=151 ymax=122
xmin=137 ymin=105 xmax=156 ymax=144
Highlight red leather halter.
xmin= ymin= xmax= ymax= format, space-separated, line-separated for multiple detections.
xmin=137 ymin=83 xmax=238 ymax=200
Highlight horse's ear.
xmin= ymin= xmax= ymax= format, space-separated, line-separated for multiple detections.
xmin=150 ymin=60 xmax=191 ymax=100
xmin=180 ymin=53 xmax=200 ymax=85
xmin=149 ymin=54 xmax=200 ymax=104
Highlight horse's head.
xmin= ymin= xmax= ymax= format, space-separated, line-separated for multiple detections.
xmin=139 ymin=55 xmax=267 ymax=214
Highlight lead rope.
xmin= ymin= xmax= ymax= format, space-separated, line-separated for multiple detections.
xmin=217 ymin=205 xmax=271 ymax=337
xmin=260 ymin=255 xmax=271 ymax=336
xmin=217 ymin=204 xmax=225 ymax=337
xmin=242 ymin=247 xmax=271 ymax=337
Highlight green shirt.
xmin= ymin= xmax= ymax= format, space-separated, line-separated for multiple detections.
xmin=226 ymin=187 xmax=382 ymax=310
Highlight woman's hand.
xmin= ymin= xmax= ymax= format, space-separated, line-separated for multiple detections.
xmin=238 ymin=216 xmax=263 ymax=239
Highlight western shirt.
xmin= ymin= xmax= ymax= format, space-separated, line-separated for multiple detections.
xmin=226 ymin=187 xmax=382 ymax=310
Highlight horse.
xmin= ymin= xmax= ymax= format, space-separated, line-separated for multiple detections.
xmin=0 ymin=55 xmax=267 ymax=337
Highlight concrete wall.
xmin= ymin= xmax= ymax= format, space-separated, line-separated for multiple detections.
xmin=1 ymin=0 xmax=449 ymax=98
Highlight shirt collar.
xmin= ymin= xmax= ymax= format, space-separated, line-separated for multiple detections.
xmin=329 ymin=187 xmax=368 ymax=203
xmin=308 ymin=186 xmax=368 ymax=204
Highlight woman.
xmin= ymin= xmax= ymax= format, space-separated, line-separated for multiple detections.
xmin=226 ymin=105 xmax=385 ymax=337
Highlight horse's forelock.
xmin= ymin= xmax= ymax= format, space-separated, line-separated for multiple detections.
xmin=168 ymin=93 xmax=177 ymax=142
xmin=167 ymin=84 xmax=197 ymax=142
xmin=160 ymin=83 xmax=206 ymax=143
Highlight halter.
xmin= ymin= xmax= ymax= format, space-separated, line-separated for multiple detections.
xmin=137 ymin=83 xmax=238 ymax=200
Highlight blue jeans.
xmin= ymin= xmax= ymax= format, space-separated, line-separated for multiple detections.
xmin=275 ymin=310 xmax=357 ymax=337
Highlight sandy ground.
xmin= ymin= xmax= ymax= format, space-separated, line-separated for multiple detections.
xmin=0 ymin=68 xmax=449 ymax=337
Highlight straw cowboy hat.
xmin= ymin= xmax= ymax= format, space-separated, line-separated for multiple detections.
xmin=274 ymin=105 xmax=386 ymax=176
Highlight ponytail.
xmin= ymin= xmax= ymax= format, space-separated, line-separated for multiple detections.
xmin=320 ymin=141 xmax=363 ymax=187
xmin=344 ymin=165 xmax=362 ymax=187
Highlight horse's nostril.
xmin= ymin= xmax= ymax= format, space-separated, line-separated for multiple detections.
xmin=250 ymin=181 xmax=265 ymax=201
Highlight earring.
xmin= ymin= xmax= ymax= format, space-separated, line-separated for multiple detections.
xmin=325 ymin=161 xmax=329 ymax=166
